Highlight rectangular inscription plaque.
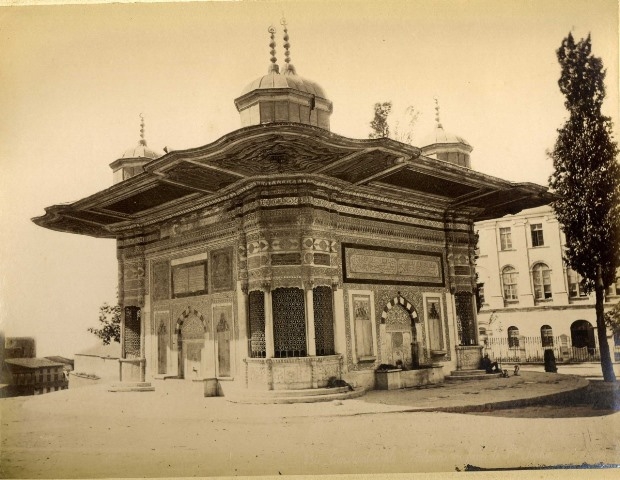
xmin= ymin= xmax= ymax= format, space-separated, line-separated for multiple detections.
xmin=342 ymin=243 xmax=444 ymax=286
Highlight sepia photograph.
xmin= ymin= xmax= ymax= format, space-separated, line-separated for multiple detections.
xmin=1 ymin=0 xmax=619 ymax=477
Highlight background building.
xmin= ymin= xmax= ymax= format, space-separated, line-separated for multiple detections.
xmin=3 ymin=358 xmax=68 ymax=396
xmin=1 ymin=335 xmax=71 ymax=396
xmin=476 ymin=205 xmax=620 ymax=363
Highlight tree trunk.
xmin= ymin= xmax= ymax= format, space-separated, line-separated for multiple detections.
xmin=596 ymin=264 xmax=616 ymax=382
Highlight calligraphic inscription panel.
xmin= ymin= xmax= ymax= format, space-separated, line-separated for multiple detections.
xmin=343 ymin=244 xmax=444 ymax=286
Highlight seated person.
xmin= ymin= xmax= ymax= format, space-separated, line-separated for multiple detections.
xmin=480 ymin=354 xmax=501 ymax=373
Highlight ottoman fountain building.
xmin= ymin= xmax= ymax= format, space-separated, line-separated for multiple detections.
xmin=34 ymin=25 xmax=553 ymax=397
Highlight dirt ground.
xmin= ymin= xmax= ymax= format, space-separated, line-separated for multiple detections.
xmin=1 ymin=380 xmax=618 ymax=478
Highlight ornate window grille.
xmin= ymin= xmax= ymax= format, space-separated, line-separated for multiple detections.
xmin=248 ymin=291 xmax=266 ymax=358
xmin=124 ymin=306 xmax=141 ymax=358
xmin=272 ymin=287 xmax=307 ymax=358
xmin=313 ymin=286 xmax=335 ymax=356
xmin=455 ymin=292 xmax=475 ymax=346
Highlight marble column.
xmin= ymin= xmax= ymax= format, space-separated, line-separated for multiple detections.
xmin=264 ymin=284 xmax=274 ymax=358
xmin=305 ymin=283 xmax=316 ymax=356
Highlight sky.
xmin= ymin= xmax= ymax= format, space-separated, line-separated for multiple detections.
xmin=1 ymin=0 xmax=618 ymax=358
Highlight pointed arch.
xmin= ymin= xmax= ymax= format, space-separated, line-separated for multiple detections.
xmin=380 ymin=293 xmax=419 ymax=324
xmin=174 ymin=307 xmax=207 ymax=335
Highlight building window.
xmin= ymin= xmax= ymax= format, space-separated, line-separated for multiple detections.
xmin=568 ymin=269 xmax=587 ymax=298
xmin=248 ymin=291 xmax=266 ymax=358
xmin=530 ymin=223 xmax=544 ymax=247
xmin=499 ymin=227 xmax=512 ymax=250
xmin=272 ymin=288 xmax=307 ymax=358
xmin=124 ymin=306 xmax=141 ymax=358
xmin=313 ymin=286 xmax=335 ymax=356
xmin=532 ymin=263 xmax=552 ymax=300
xmin=541 ymin=325 xmax=554 ymax=347
xmin=171 ymin=261 xmax=208 ymax=298
xmin=508 ymin=326 xmax=520 ymax=348
xmin=501 ymin=266 xmax=518 ymax=301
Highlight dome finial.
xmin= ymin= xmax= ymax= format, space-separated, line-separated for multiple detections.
xmin=268 ymin=26 xmax=279 ymax=74
xmin=434 ymin=96 xmax=443 ymax=129
xmin=280 ymin=17 xmax=296 ymax=75
xmin=139 ymin=113 xmax=147 ymax=146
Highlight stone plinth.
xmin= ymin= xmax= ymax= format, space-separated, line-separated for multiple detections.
xmin=244 ymin=355 xmax=342 ymax=390
xmin=376 ymin=365 xmax=444 ymax=390
xmin=455 ymin=345 xmax=483 ymax=370
xmin=119 ymin=358 xmax=146 ymax=382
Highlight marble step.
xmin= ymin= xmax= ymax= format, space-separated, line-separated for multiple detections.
xmin=225 ymin=386 xmax=365 ymax=404
xmin=445 ymin=371 xmax=502 ymax=382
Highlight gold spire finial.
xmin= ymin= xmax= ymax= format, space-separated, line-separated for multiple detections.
xmin=139 ymin=113 xmax=147 ymax=146
xmin=280 ymin=17 xmax=296 ymax=75
xmin=434 ymin=97 xmax=443 ymax=129
xmin=268 ymin=25 xmax=279 ymax=74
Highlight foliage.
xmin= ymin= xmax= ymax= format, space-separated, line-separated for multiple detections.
xmin=548 ymin=32 xmax=619 ymax=382
xmin=368 ymin=102 xmax=420 ymax=145
xmin=392 ymin=105 xmax=421 ymax=145
xmin=604 ymin=302 xmax=620 ymax=335
xmin=548 ymin=33 xmax=620 ymax=292
xmin=369 ymin=102 xmax=392 ymax=139
xmin=88 ymin=302 xmax=121 ymax=345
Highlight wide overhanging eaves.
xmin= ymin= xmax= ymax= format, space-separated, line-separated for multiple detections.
xmin=32 ymin=123 xmax=553 ymax=236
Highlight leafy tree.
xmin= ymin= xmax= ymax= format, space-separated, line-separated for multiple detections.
xmin=368 ymin=102 xmax=420 ymax=144
xmin=369 ymin=102 xmax=392 ymax=139
xmin=548 ymin=33 xmax=619 ymax=382
xmin=604 ymin=302 xmax=620 ymax=335
xmin=392 ymin=105 xmax=420 ymax=145
xmin=88 ymin=302 xmax=121 ymax=345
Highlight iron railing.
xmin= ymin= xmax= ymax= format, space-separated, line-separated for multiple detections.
xmin=483 ymin=335 xmax=603 ymax=363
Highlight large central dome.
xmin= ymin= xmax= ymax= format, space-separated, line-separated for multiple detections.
xmin=240 ymin=71 xmax=328 ymax=98
xmin=234 ymin=24 xmax=333 ymax=130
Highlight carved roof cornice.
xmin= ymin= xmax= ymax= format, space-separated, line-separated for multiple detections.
xmin=32 ymin=123 xmax=553 ymax=238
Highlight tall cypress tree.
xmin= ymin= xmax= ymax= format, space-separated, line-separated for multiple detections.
xmin=549 ymin=33 xmax=619 ymax=382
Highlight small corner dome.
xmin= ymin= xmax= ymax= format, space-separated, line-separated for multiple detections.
xmin=119 ymin=142 xmax=163 ymax=160
xmin=419 ymin=125 xmax=471 ymax=149
xmin=240 ymin=71 xmax=328 ymax=99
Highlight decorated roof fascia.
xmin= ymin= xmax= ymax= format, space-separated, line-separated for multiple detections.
xmin=32 ymin=123 xmax=553 ymax=237
xmin=145 ymin=123 xmax=420 ymax=173
xmin=421 ymin=142 xmax=474 ymax=153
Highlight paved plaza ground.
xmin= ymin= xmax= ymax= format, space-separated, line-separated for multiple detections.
xmin=1 ymin=370 xmax=618 ymax=478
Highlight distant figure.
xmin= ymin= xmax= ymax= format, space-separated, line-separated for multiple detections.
xmin=327 ymin=376 xmax=354 ymax=391
xmin=544 ymin=349 xmax=558 ymax=373
xmin=480 ymin=354 xmax=501 ymax=374
xmin=513 ymin=364 xmax=520 ymax=376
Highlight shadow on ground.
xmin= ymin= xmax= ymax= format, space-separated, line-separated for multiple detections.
xmin=467 ymin=380 xmax=620 ymax=418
